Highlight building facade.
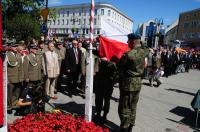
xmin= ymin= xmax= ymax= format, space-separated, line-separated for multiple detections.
xmin=137 ymin=19 xmax=165 ymax=48
xmin=177 ymin=8 xmax=200 ymax=48
xmin=164 ymin=20 xmax=179 ymax=47
xmin=47 ymin=2 xmax=133 ymax=39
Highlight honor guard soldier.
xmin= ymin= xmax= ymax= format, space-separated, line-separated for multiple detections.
xmin=6 ymin=39 xmax=20 ymax=114
xmin=25 ymin=44 xmax=42 ymax=87
xmin=16 ymin=43 xmax=29 ymax=88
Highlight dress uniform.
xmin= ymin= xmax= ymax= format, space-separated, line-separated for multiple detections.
xmin=6 ymin=41 xmax=20 ymax=113
xmin=25 ymin=44 xmax=42 ymax=87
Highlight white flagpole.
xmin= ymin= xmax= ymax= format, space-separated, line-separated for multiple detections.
xmin=85 ymin=0 xmax=94 ymax=122
xmin=1 ymin=56 xmax=8 ymax=132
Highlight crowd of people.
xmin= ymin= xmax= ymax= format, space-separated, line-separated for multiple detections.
xmin=144 ymin=46 xmax=200 ymax=87
xmin=1 ymin=33 xmax=200 ymax=132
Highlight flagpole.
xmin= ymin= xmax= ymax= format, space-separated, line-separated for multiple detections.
xmin=85 ymin=0 xmax=94 ymax=122
xmin=0 ymin=0 xmax=8 ymax=131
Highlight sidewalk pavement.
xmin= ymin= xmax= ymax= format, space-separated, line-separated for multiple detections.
xmin=8 ymin=69 xmax=200 ymax=132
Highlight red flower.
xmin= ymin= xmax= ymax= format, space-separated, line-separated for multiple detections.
xmin=8 ymin=112 xmax=109 ymax=132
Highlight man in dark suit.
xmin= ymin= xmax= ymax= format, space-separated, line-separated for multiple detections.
xmin=65 ymin=40 xmax=81 ymax=91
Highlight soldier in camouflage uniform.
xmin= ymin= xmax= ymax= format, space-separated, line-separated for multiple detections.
xmin=117 ymin=33 xmax=148 ymax=132
xmin=94 ymin=57 xmax=118 ymax=123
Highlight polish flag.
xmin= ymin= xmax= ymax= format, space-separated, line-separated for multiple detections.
xmin=99 ymin=35 xmax=130 ymax=63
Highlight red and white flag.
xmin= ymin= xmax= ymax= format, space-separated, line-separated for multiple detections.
xmin=99 ymin=35 xmax=130 ymax=63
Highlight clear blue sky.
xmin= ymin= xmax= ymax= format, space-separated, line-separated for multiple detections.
xmin=49 ymin=0 xmax=200 ymax=31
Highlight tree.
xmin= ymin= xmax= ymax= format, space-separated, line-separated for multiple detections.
xmin=8 ymin=14 xmax=40 ymax=42
xmin=2 ymin=0 xmax=45 ymax=37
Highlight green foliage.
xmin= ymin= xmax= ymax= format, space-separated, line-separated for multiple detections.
xmin=8 ymin=14 xmax=40 ymax=42
xmin=49 ymin=7 xmax=65 ymax=20
xmin=2 ymin=0 xmax=45 ymax=39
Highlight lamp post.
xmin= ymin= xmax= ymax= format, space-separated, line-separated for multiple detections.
xmin=154 ymin=18 xmax=163 ymax=49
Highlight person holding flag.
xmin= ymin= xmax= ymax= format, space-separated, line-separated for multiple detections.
xmin=117 ymin=33 xmax=148 ymax=132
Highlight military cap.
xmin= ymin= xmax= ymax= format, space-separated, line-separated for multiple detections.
xmin=56 ymin=41 xmax=63 ymax=45
xmin=127 ymin=33 xmax=141 ymax=40
xmin=8 ymin=39 xmax=18 ymax=47
xmin=29 ymin=44 xmax=38 ymax=49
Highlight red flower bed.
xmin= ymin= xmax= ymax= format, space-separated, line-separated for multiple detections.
xmin=8 ymin=112 xmax=109 ymax=132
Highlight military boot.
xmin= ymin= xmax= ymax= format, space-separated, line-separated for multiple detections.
xmin=128 ymin=125 xmax=133 ymax=132
xmin=119 ymin=127 xmax=129 ymax=132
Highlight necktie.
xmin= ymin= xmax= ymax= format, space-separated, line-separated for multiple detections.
xmin=75 ymin=48 xmax=78 ymax=64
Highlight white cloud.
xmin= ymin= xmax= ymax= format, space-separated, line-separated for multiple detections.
xmin=49 ymin=0 xmax=62 ymax=6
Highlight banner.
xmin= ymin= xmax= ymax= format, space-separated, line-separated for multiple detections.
xmin=99 ymin=36 xmax=130 ymax=62
xmin=0 ymin=1 xmax=4 ymax=126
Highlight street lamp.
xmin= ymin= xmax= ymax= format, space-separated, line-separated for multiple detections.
xmin=154 ymin=18 xmax=164 ymax=49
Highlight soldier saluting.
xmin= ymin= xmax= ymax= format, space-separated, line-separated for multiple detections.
xmin=117 ymin=33 xmax=148 ymax=132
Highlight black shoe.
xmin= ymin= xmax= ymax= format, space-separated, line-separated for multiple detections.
xmin=102 ymin=115 xmax=107 ymax=123
xmin=157 ymin=82 xmax=161 ymax=87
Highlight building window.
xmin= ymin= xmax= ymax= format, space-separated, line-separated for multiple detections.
xmin=66 ymin=19 xmax=69 ymax=25
xmin=197 ymin=32 xmax=200 ymax=38
xmin=97 ymin=29 xmax=100 ymax=34
xmin=84 ymin=11 xmax=86 ymax=16
xmin=108 ymin=10 xmax=111 ymax=16
xmin=95 ymin=9 xmax=97 ymax=16
xmin=57 ymin=20 xmax=60 ymax=25
xmin=72 ymin=20 xmax=75 ymax=25
xmin=185 ymin=15 xmax=190 ymax=20
xmin=101 ymin=9 xmax=104 ymax=15
xmin=191 ymin=21 xmax=198 ymax=28
xmin=88 ymin=19 xmax=90 ymax=25
xmin=79 ymin=11 xmax=81 ymax=16
xmin=183 ymin=22 xmax=189 ymax=29
xmin=67 ymin=11 xmax=69 ymax=17
xmin=62 ymin=19 xmax=64 ymax=25
xmin=112 ymin=12 xmax=114 ymax=18
xmin=78 ymin=19 xmax=81 ymax=25
xmin=83 ymin=19 xmax=86 ymax=25
xmin=73 ymin=12 xmax=75 ymax=16
xmin=53 ymin=20 xmax=55 ymax=25
xmin=86 ymin=29 xmax=89 ymax=34
xmin=94 ymin=18 xmax=96 ymax=25
xmin=89 ymin=10 xmax=91 ymax=16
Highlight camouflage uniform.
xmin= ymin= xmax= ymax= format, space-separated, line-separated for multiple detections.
xmin=117 ymin=44 xmax=148 ymax=130
xmin=94 ymin=59 xmax=118 ymax=121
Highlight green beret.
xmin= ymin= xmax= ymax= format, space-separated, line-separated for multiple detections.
xmin=127 ymin=33 xmax=141 ymax=40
